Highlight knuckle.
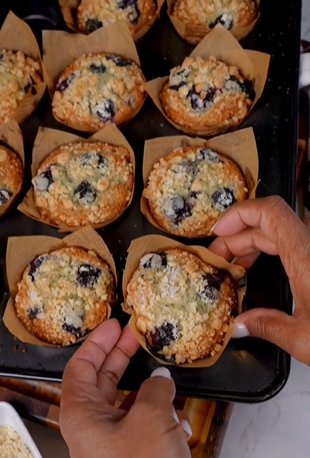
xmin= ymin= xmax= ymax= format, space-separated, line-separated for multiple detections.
xmin=134 ymin=400 xmax=164 ymax=419
xmin=266 ymin=195 xmax=285 ymax=209
xmin=255 ymin=315 xmax=276 ymax=340
xmin=99 ymin=368 xmax=119 ymax=386
xmin=255 ymin=317 xmax=267 ymax=338
xmin=132 ymin=400 xmax=154 ymax=418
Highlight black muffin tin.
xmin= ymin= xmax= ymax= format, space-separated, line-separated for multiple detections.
xmin=0 ymin=0 xmax=301 ymax=402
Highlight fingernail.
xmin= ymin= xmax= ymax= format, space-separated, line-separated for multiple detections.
xmin=231 ymin=256 xmax=239 ymax=264
xmin=150 ymin=367 xmax=171 ymax=379
xmin=232 ymin=322 xmax=250 ymax=338
xmin=172 ymin=409 xmax=180 ymax=424
xmin=210 ymin=222 xmax=218 ymax=234
xmin=181 ymin=420 xmax=192 ymax=438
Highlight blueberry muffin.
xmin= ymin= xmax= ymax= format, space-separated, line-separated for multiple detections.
xmin=143 ymin=146 xmax=247 ymax=237
xmin=0 ymin=145 xmax=23 ymax=208
xmin=160 ymin=56 xmax=255 ymax=130
xmin=77 ymin=0 xmax=157 ymax=36
xmin=52 ymin=52 xmax=146 ymax=132
xmin=0 ymin=49 xmax=42 ymax=125
xmin=171 ymin=0 xmax=258 ymax=33
xmin=15 ymin=247 xmax=115 ymax=345
xmin=126 ymin=248 xmax=237 ymax=363
xmin=32 ymin=141 xmax=133 ymax=227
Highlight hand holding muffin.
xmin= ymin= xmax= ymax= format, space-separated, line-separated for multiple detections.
xmin=210 ymin=196 xmax=310 ymax=366
xmin=61 ymin=319 xmax=192 ymax=458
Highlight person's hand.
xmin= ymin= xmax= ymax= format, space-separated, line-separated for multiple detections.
xmin=209 ymin=196 xmax=310 ymax=366
xmin=60 ymin=319 xmax=192 ymax=458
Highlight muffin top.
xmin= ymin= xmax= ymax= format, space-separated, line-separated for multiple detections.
xmin=0 ymin=145 xmax=23 ymax=207
xmin=32 ymin=141 xmax=134 ymax=227
xmin=160 ymin=55 xmax=255 ymax=129
xmin=15 ymin=247 xmax=115 ymax=345
xmin=0 ymin=49 xmax=42 ymax=124
xmin=171 ymin=0 xmax=258 ymax=30
xmin=143 ymin=145 xmax=248 ymax=237
xmin=77 ymin=0 xmax=157 ymax=35
xmin=126 ymin=248 xmax=237 ymax=363
xmin=52 ymin=52 xmax=145 ymax=131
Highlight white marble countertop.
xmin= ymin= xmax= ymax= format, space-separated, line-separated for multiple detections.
xmin=220 ymin=358 xmax=310 ymax=458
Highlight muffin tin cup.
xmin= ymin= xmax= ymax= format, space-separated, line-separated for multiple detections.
xmin=167 ymin=0 xmax=261 ymax=45
xmin=144 ymin=23 xmax=270 ymax=137
xmin=140 ymin=127 xmax=258 ymax=237
xmin=58 ymin=0 xmax=166 ymax=41
xmin=4 ymin=226 xmax=117 ymax=347
xmin=122 ymin=234 xmax=246 ymax=368
xmin=0 ymin=11 xmax=48 ymax=125
xmin=0 ymin=120 xmax=25 ymax=218
xmin=43 ymin=20 xmax=146 ymax=133
xmin=17 ymin=124 xmax=136 ymax=232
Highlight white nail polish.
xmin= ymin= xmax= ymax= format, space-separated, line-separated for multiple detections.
xmin=181 ymin=420 xmax=192 ymax=437
xmin=210 ymin=223 xmax=218 ymax=234
xmin=232 ymin=322 xmax=250 ymax=338
xmin=231 ymin=256 xmax=239 ymax=264
xmin=150 ymin=367 xmax=171 ymax=379
xmin=172 ymin=409 xmax=180 ymax=424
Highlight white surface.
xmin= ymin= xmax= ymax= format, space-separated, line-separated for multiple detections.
xmin=0 ymin=402 xmax=43 ymax=458
xmin=299 ymin=53 xmax=310 ymax=88
xmin=220 ymin=359 xmax=310 ymax=458
xmin=302 ymin=0 xmax=310 ymax=42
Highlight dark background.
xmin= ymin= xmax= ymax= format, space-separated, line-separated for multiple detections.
xmin=0 ymin=0 xmax=301 ymax=402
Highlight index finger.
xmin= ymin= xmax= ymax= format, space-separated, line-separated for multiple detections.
xmin=213 ymin=196 xmax=296 ymax=242
xmin=212 ymin=196 xmax=310 ymax=279
xmin=62 ymin=319 xmax=121 ymax=395
xmin=97 ymin=325 xmax=140 ymax=404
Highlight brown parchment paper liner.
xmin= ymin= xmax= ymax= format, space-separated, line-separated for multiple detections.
xmin=144 ymin=24 xmax=270 ymax=137
xmin=4 ymin=226 xmax=117 ymax=347
xmin=122 ymin=234 xmax=246 ymax=367
xmin=0 ymin=11 xmax=47 ymax=124
xmin=167 ymin=0 xmax=260 ymax=45
xmin=43 ymin=20 xmax=145 ymax=133
xmin=17 ymin=123 xmax=135 ymax=232
xmin=58 ymin=0 xmax=166 ymax=41
xmin=0 ymin=120 xmax=25 ymax=218
xmin=140 ymin=127 xmax=258 ymax=236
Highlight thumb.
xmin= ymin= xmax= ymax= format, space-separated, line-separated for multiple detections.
xmin=135 ymin=367 xmax=176 ymax=407
xmin=235 ymin=308 xmax=295 ymax=353
xmin=132 ymin=367 xmax=192 ymax=438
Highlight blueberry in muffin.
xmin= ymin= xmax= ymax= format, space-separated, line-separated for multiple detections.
xmin=52 ymin=52 xmax=145 ymax=132
xmin=171 ymin=0 xmax=258 ymax=36
xmin=0 ymin=145 xmax=23 ymax=209
xmin=143 ymin=145 xmax=247 ymax=237
xmin=32 ymin=141 xmax=134 ymax=227
xmin=15 ymin=247 xmax=115 ymax=345
xmin=77 ymin=0 xmax=157 ymax=36
xmin=126 ymin=248 xmax=237 ymax=364
xmin=160 ymin=56 xmax=255 ymax=131
xmin=0 ymin=49 xmax=42 ymax=124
